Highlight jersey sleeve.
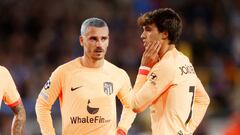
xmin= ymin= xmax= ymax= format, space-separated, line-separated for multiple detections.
xmin=130 ymin=61 xmax=176 ymax=112
xmin=2 ymin=67 xmax=21 ymax=108
xmin=35 ymin=67 xmax=63 ymax=135
xmin=117 ymin=70 xmax=136 ymax=132
xmin=188 ymin=78 xmax=210 ymax=131
xmin=133 ymin=74 xmax=148 ymax=92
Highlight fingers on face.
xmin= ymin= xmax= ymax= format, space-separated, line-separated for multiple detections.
xmin=146 ymin=41 xmax=161 ymax=54
xmin=155 ymin=41 xmax=161 ymax=52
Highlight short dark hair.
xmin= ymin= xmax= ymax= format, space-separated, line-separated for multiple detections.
xmin=80 ymin=17 xmax=108 ymax=35
xmin=137 ymin=8 xmax=182 ymax=44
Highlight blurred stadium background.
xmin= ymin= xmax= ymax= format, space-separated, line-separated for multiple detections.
xmin=0 ymin=0 xmax=240 ymax=134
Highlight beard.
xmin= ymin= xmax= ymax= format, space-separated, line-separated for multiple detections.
xmin=91 ymin=52 xmax=106 ymax=60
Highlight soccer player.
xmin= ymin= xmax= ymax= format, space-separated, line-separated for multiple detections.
xmin=122 ymin=8 xmax=210 ymax=135
xmin=35 ymin=17 xmax=136 ymax=135
xmin=0 ymin=66 xmax=26 ymax=135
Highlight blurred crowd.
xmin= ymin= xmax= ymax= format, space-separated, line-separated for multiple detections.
xmin=0 ymin=0 xmax=240 ymax=134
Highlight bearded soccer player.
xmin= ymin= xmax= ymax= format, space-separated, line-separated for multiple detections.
xmin=0 ymin=66 xmax=26 ymax=135
xmin=35 ymin=18 xmax=136 ymax=135
xmin=122 ymin=8 xmax=210 ymax=135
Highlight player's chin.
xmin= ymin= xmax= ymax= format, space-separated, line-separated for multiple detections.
xmin=92 ymin=55 xmax=105 ymax=60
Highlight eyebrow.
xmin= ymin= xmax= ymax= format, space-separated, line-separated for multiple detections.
xmin=101 ymin=36 xmax=108 ymax=38
xmin=88 ymin=35 xmax=108 ymax=40
xmin=144 ymin=25 xmax=152 ymax=30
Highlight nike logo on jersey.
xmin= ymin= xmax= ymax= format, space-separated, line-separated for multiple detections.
xmin=71 ymin=86 xmax=83 ymax=91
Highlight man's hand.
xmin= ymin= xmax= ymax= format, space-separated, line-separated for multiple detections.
xmin=141 ymin=41 xmax=161 ymax=67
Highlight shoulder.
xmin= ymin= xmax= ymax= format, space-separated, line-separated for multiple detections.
xmin=104 ymin=60 xmax=129 ymax=77
xmin=104 ymin=60 xmax=124 ymax=72
xmin=57 ymin=58 xmax=79 ymax=71
xmin=152 ymin=48 xmax=192 ymax=72
xmin=52 ymin=58 xmax=79 ymax=76
xmin=0 ymin=65 xmax=10 ymax=75
xmin=0 ymin=65 xmax=7 ymax=71
xmin=152 ymin=59 xmax=176 ymax=72
xmin=149 ymin=56 xmax=177 ymax=81
xmin=0 ymin=66 xmax=14 ymax=86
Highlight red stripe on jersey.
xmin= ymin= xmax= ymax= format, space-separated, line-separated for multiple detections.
xmin=138 ymin=69 xmax=149 ymax=75
xmin=117 ymin=128 xmax=126 ymax=135
xmin=8 ymin=98 xmax=21 ymax=108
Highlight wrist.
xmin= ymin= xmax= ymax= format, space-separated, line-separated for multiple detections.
xmin=138 ymin=66 xmax=151 ymax=75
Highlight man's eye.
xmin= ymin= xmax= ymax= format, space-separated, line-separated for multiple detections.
xmin=89 ymin=37 xmax=97 ymax=41
xmin=102 ymin=37 xmax=107 ymax=41
xmin=145 ymin=28 xmax=151 ymax=32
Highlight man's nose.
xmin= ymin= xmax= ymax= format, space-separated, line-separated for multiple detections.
xmin=140 ymin=32 xmax=145 ymax=39
xmin=96 ymin=40 xmax=103 ymax=47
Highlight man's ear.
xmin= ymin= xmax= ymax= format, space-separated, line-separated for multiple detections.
xmin=79 ymin=36 xmax=84 ymax=47
xmin=162 ymin=31 xmax=168 ymax=40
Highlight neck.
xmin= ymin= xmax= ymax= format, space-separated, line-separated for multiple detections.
xmin=80 ymin=56 xmax=104 ymax=68
xmin=158 ymin=43 xmax=175 ymax=59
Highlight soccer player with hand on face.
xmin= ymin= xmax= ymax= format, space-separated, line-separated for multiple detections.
xmin=123 ymin=8 xmax=210 ymax=135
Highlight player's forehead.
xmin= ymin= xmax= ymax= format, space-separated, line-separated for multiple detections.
xmin=84 ymin=26 xmax=109 ymax=37
xmin=142 ymin=23 xmax=157 ymax=30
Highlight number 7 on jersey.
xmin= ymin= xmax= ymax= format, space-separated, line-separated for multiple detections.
xmin=185 ymin=86 xmax=195 ymax=125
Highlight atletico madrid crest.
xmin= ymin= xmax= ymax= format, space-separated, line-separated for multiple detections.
xmin=103 ymin=82 xmax=113 ymax=96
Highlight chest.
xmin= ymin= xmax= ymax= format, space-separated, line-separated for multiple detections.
xmin=63 ymin=70 xmax=122 ymax=99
